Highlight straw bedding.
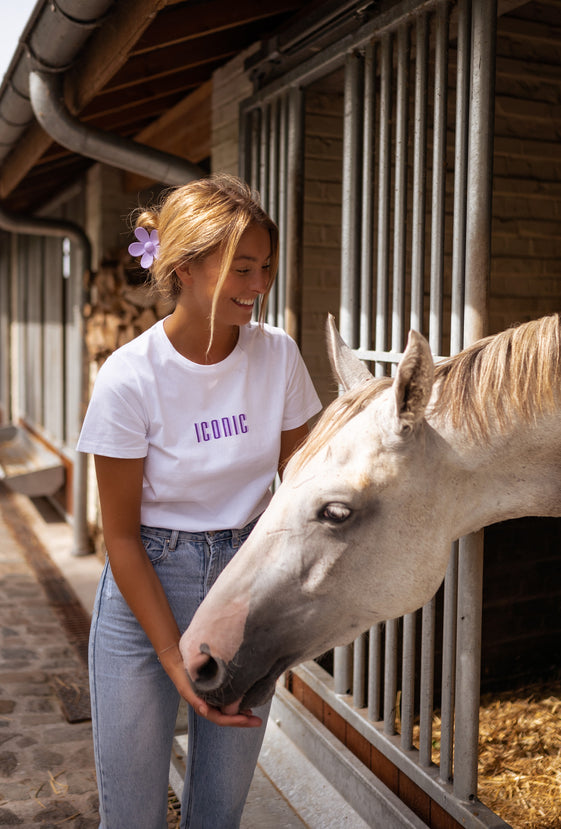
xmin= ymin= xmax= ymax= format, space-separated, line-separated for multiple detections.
xmin=476 ymin=680 xmax=561 ymax=829
xmin=421 ymin=679 xmax=561 ymax=829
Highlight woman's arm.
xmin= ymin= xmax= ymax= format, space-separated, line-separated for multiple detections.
xmin=94 ymin=454 xmax=261 ymax=727
xmin=278 ymin=423 xmax=309 ymax=479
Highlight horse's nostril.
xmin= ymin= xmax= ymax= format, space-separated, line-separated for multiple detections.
xmin=192 ymin=643 xmax=228 ymax=692
xmin=198 ymin=655 xmax=220 ymax=683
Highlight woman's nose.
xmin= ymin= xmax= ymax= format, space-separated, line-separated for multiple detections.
xmin=250 ymin=270 xmax=270 ymax=294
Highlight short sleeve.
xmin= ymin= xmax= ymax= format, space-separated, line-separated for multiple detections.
xmin=281 ymin=339 xmax=322 ymax=431
xmin=76 ymin=355 xmax=149 ymax=458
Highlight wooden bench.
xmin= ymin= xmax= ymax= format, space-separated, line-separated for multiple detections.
xmin=0 ymin=424 xmax=65 ymax=497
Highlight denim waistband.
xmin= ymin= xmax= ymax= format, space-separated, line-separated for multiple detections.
xmin=140 ymin=515 xmax=260 ymax=551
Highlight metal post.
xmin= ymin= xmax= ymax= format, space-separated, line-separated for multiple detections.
xmin=454 ymin=0 xmax=497 ymax=802
xmin=451 ymin=0 xmax=471 ymax=354
xmin=360 ymin=41 xmax=375 ymax=353
xmin=340 ymin=50 xmax=363 ymax=347
xmin=410 ymin=13 xmax=429 ymax=334
xmin=336 ymin=51 xmax=363 ymax=695
xmin=374 ymin=34 xmax=392 ymax=377
xmin=285 ymin=87 xmax=304 ymax=344
xmin=429 ymin=2 xmax=449 ymax=354
xmin=392 ymin=24 xmax=409 ymax=352
xmin=401 ymin=612 xmax=416 ymax=750
xmin=383 ymin=619 xmax=399 ymax=735
xmin=440 ymin=541 xmax=459 ymax=783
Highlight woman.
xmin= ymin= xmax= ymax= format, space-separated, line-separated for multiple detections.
xmin=77 ymin=174 xmax=321 ymax=828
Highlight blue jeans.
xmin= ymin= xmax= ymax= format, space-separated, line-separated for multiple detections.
xmin=89 ymin=519 xmax=270 ymax=829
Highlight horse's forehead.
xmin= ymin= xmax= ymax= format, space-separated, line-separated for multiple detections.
xmin=302 ymin=405 xmax=402 ymax=490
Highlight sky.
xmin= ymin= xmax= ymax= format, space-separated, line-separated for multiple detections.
xmin=0 ymin=1 xmax=39 ymax=83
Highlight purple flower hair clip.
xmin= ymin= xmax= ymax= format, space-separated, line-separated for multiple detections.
xmin=128 ymin=227 xmax=160 ymax=269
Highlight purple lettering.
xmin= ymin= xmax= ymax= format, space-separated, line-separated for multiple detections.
xmin=194 ymin=413 xmax=248 ymax=443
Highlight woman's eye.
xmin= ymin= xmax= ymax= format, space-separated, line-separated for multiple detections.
xmin=319 ymin=503 xmax=352 ymax=523
xmin=236 ymin=269 xmax=250 ymax=275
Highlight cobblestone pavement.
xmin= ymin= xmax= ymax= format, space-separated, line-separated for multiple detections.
xmin=0 ymin=483 xmax=99 ymax=828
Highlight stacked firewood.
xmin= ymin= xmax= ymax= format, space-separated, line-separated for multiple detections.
xmin=84 ymin=254 xmax=174 ymax=366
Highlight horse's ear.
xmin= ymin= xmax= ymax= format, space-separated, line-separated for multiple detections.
xmin=326 ymin=314 xmax=373 ymax=391
xmin=392 ymin=330 xmax=434 ymax=435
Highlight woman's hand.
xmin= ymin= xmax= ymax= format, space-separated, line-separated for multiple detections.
xmin=158 ymin=644 xmax=263 ymax=727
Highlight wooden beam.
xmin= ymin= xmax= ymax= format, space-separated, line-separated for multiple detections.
xmin=65 ymin=0 xmax=170 ymax=113
xmin=124 ymin=80 xmax=212 ymax=191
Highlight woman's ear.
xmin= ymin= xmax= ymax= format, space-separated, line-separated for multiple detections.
xmin=175 ymin=264 xmax=191 ymax=286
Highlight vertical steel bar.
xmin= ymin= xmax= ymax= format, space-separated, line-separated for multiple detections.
xmin=353 ymin=632 xmax=367 ymax=709
xmin=440 ymin=541 xmax=459 ymax=783
xmin=336 ymin=52 xmax=363 ymax=694
xmin=267 ymin=98 xmax=280 ymax=325
xmin=410 ymin=13 xmax=429 ymax=334
xmin=454 ymin=0 xmax=497 ymax=801
xmin=340 ymin=50 xmax=363 ymax=347
xmin=360 ymin=41 xmax=375 ymax=353
xmin=451 ymin=0 xmax=471 ymax=355
xmin=285 ymin=86 xmax=305 ymax=343
xmin=419 ymin=597 xmax=436 ymax=766
xmin=429 ymin=3 xmax=449 ymax=354
xmin=400 ymin=612 xmax=416 ymax=750
xmin=368 ymin=623 xmax=383 ymax=721
xmin=374 ymin=33 xmax=392 ymax=377
xmin=259 ymin=103 xmax=270 ymax=202
xmin=277 ymin=93 xmax=288 ymax=330
xmin=250 ymin=109 xmax=261 ymax=192
xmin=383 ymin=619 xmax=398 ymax=735
xmin=392 ymin=24 xmax=409 ymax=353
xmin=238 ymin=108 xmax=251 ymax=183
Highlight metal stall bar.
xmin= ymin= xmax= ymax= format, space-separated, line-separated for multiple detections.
xmin=454 ymin=0 xmax=497 ymax=802
xmin=391 ymin=23 xmax=410 ymax=353
xmin=277 ymin=93 xmax=289 ymax=330
xmin=285 ymin=87 xmax=305 ymax=343
xmin=418 ymin=2 xmax=451 ymax=772
xmin=359 ymin=41 xmax=375 ymax=354
xmin=439 ymin=0 xmax=472 ymax=786
xmin=385 ymin=21 xmax=410 ymax=741
xmin=335 ymin=50 xmax=364 ymax=697
xmin=410 ymin=13 xmax=429 ymax=334
xmin=267 ymin=98 xmax=280 ymax=324
xmin=374 ymin=34 xmax=392 ymax=379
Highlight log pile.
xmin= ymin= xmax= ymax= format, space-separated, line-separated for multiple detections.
xmin=84 ymin=255 xmax=174 ymax=366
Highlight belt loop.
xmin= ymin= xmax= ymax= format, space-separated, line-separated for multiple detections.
xmin=232 ymin=528 xmax=241 ymax=549
xmin=168 ymin=529 xmax=179 ymax=551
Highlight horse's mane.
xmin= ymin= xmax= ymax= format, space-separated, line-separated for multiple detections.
xmin=432 ymin=313 xmax=561 ymax=436
xmin=293 ymin=314 xmax=561 ymax=472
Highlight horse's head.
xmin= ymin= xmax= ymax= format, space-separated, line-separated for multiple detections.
xmin=180 ymin=318 xmax=457 ymax=711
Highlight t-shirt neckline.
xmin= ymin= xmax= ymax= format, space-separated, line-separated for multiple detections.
xmin=158 ymin=317 xmax=248 ymax=370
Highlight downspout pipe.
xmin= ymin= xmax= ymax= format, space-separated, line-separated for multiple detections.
xmin=0 ymin=204 xmax=92 ymax=557
xmin=29 ymin=70 xmax=204 ymax=185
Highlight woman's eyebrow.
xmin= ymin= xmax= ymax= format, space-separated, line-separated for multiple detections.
xmin=233 ymin=253 xmax=271 ymax=262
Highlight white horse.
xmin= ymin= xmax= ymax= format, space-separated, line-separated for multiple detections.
xmin=180 ymin=314 xmax=561 ymax=711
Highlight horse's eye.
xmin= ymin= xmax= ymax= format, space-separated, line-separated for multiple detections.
xmin=320 ymin=503 xmax=352 ymax=523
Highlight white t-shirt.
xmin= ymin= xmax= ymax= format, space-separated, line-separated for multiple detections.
xmin=77 ymin=319 xmax=321 ymax=531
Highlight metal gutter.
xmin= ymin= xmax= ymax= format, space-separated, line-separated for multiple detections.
xmin=29 ymin=70 xmax=203 ymax=184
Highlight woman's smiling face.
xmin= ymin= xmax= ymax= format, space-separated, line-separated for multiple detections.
xmin=181 ymin=223 xmax=272 ymax=328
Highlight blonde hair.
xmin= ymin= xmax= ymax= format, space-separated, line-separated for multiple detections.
xmin=131 ymin=174 xmax=279 ymax=342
